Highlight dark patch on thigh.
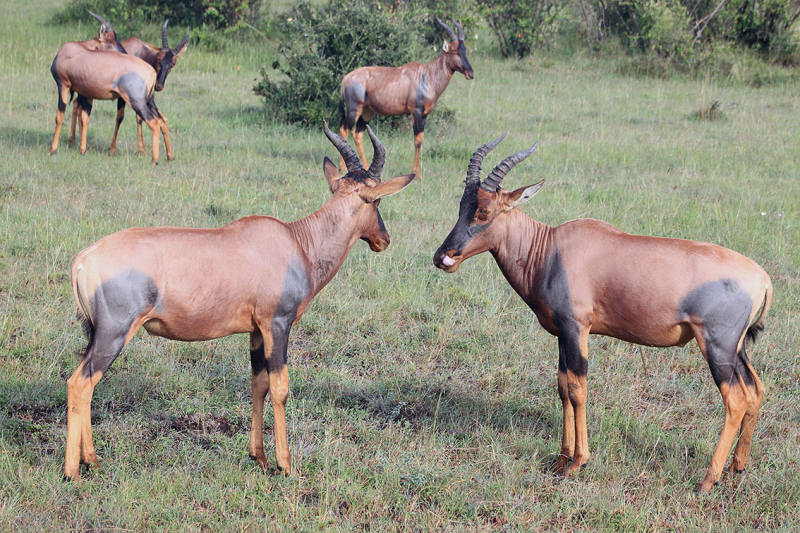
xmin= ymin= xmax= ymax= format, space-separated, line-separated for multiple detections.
xmin=342 ymin=81 xmax=366 ymax=130
xmin=539 ymin=250 xmax=586 ymax=376
xmin=116 ymin=72 xmax=153 ymax=121
xmin=82 ymin=269 xmax=160 ymax=378
xmin=680 ymin=279 xmax=754 ymax=387
xmin=268 ymin=259 xmax=311 ymax=372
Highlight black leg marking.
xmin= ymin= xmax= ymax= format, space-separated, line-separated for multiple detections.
xmin=542 ymin=251 xmax=587 ymax=376
xmin=267 ymin=260 xmax=310 ymax=372
xmin=77 ymin=95 xmax=92 ymax=116
xmin=412 ymin=108 xmax=426 ymax=136
xmin=355 ymin=116 xmax=369 ymax=134
xmin=251 ymin=334 xmax=267 ymax=376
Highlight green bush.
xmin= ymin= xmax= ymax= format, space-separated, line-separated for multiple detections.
xmin=51 ymin=0 xmax=267 ymax=46
xmin=583 ymin=0 xmax=798 ymax=65
xmin=474 ymin=0 xmax=569 ymax=58
xmin=254 ymin=0 xmax=428 ymax=126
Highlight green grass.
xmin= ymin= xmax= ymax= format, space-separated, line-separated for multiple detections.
xmin=2 ymin=0 xmax=799 ymax=531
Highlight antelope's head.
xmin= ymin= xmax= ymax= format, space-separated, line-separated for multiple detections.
xmin=322 ymin=121 xmax=416 ymax=252
xmin=155 ymin=21 xmax=190 ymax=91
xmin=88 ymin=11 xmax=126 ymax=53
xmin=434 ymin=134 xmax=542 ymax=272
xmin=436 ymin=17 xmax=474 ymax=80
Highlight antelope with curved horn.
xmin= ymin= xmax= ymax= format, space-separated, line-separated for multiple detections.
xmin=433 ymin=135 xmax=772 ymax=492
xmin=338 ymin=17 xmax=474 ymax=176
xmin=50 ymin=22 xmax=169 ymax=163
xmin=61 ymin=11 xmax=127 ymax=151
xmin=70 ymin=20 xmax=190 ymax=156
xmin=64 ymin=122 xmax=415 ymax=480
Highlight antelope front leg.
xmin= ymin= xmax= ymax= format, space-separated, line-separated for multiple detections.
xmin=157 ymin=111 xmax=174 ymax=161
xmin=248 ymin=330 xmax=271 ymax=469
xmin=77 ymin=96 xmax=93 ymax=156
xmin=411 ymin=110 xmax=426 ymax=177
xmin=553 ymin=369 xmax=575 ymax=472
xmin=557 ymin=327 xmax=591 ymax=476
xmin=269 ymin=366 xmax=291 ymax=474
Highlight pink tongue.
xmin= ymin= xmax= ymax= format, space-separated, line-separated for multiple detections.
xmin=442 ymin=256 xmax=456 ymax=267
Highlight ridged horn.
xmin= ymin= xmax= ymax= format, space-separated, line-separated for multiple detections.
xmin=453 ymin=19 xmax=464 ymax=41
xmin=323 ymin=120 xmax=362 ymax=174
xmin=481 ymin=141 xmax=540 ymax=192
xmin=174 ymin=27 xmax=191 ymax=54
xmin=88 ymin=10 xmax=113 ymax=35
xmin=366 ymin=126 xmax=386 ymax=182
xmin=466 ymin=133 xmax=507 ymax=189
xmin=162 ymin=20 xmax=170 ymax=49
xmin=435 ymin=16 xmax=457 ymax=42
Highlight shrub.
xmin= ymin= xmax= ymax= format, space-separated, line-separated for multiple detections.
xmin=254 ymin=0 xmax=428 ymax=126
xmin=51 ymin=0 xmax=267 ymax=46
xmin=474 ymin=0 xmax=569 ymax=58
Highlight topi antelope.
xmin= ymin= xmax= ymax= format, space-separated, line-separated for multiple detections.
xmin=64 ymin=122 xmax=415 ymax=480
xmin=50 ymin=23 xmax=169 ymax=163
xmin=338 ymin=17 xmax=474 ymax=176
xmin=69 ymin=20 xmax=190 ymax=157
xmin=433 ymin=135 xmax=772 ymax=492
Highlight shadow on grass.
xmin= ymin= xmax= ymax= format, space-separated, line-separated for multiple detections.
xmin=0 ymin=126 xmax=56 ymax=150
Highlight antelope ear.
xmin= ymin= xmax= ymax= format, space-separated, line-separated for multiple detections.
xmin=443 ymin=40 xmax=450 ymax=52
xmin=504 ymin=180 xmax=545 ymax=209
xmin=323 ymin=157 xmax=340 ymax=193
xmin=359 ymin=173 xmax=416 ymax=203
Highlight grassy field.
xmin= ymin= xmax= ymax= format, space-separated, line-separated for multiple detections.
xmin=1 ymin=0 xmax=799 ymax=531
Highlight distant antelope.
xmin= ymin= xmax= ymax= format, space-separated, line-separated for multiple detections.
xmin=64 ymin=122 xmax=415 ymax=480
xmin=69 ymin=20 xmax=190 ymax=157
xmin=433 ymin=135 xmax=772 ymax=492
xmin=50 ymin=20 xmax=170 ymax=163
xmin=339 ymin=17 xmax=474 ymax=176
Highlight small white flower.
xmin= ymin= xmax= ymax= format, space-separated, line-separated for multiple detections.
xmin=761 ymin=212 xmax=767 ymax=216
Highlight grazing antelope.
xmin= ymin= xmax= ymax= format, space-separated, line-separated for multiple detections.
xmin=433 ymin=135 xmax=772 ymax=492
xmin=50 ymin=30 xmax=169 ymax=163
xmin=64 ymin=122 xmax=415 ymax=480
xmin=338 ymin=17 xmax=474 ymax=176
xmin=69 ymin=20 xmax=190 ymax=157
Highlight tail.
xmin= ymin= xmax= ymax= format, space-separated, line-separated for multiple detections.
xmin=746 ymin=282 xmax=772 ymax=344
xmin=72 ymin=261 xmax=94 ymax=357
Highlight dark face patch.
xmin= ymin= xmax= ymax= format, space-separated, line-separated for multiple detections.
xmin=457 ymin=41 xmax=474 ymax=79
xmin=155 ymin=51 xmax=175 ymax=91
xmin=680 ymin=279 xmax=754 ymax=387
xmin=435 ymin=184 xmax=492 ymax=260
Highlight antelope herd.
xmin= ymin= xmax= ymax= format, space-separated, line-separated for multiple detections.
xmin=50 ymin=12 xmax=773 ymax=493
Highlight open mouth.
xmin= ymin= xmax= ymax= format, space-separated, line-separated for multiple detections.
xmin=435 ymin=252 xmax=462 ymax=272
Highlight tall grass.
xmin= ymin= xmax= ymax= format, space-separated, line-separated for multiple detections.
xmin=1 ymin=0 xmax=799 ymax=531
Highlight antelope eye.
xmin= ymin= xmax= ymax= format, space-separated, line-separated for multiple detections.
xmin=476 ymin=208 xmax=491 ymax=220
